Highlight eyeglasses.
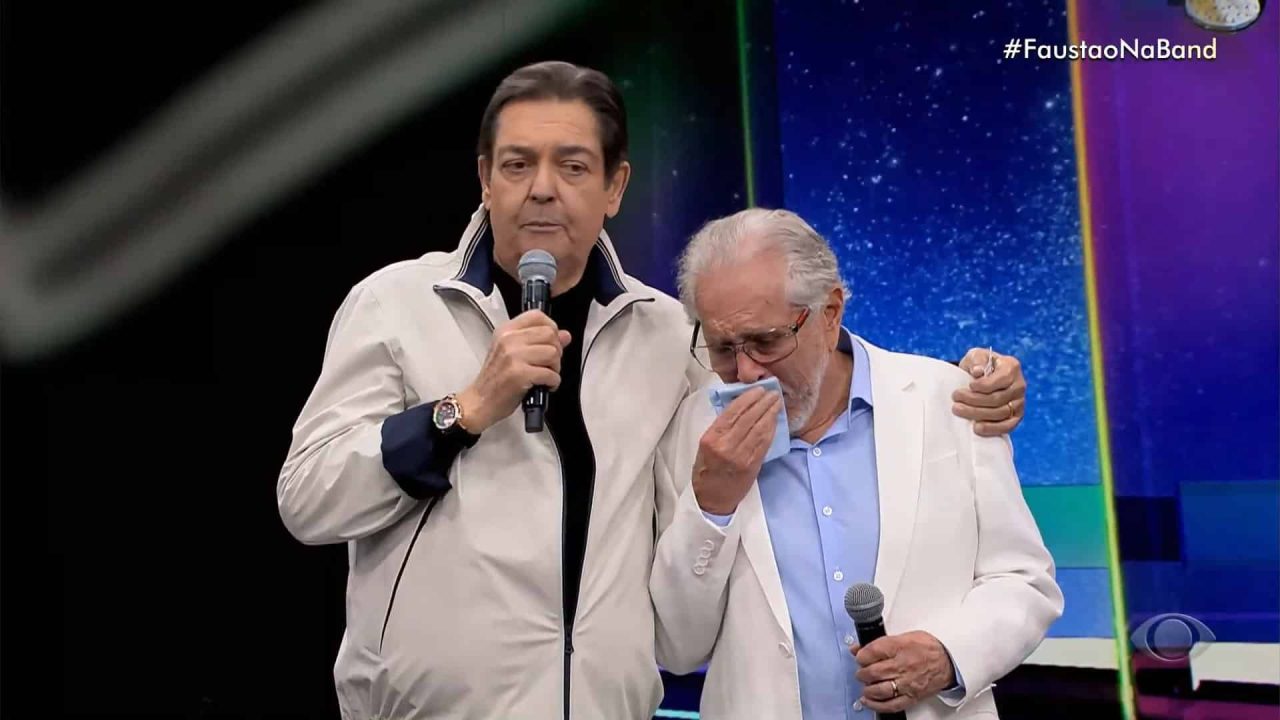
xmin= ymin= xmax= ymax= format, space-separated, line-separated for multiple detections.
xmin=690 ymin=307 xmax=812 ymax=374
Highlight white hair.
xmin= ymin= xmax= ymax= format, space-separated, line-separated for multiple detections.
xmin=676 ymin=208 xmax=849 ymax=320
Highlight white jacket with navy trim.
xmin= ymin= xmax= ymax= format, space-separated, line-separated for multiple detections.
xmin=278 ymin=205 xmax=705 ymax=720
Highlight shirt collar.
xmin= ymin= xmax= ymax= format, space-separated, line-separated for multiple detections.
xmin=844 ymin=328 xmax=874 ymax=411
xmin=805 ymin=328 xmax=873 ymax=442
xmin=452 ymin=215 xmax=629 ymax=306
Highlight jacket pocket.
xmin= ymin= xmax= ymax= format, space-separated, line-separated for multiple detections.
xmin=379 ymin=497 xmax=439 ymax=652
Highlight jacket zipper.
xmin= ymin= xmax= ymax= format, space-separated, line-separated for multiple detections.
xmin=562 ymin=297 xmax=652 ymax=719
xmin=441 ymin=287 xmax=575 ymax=718
xmin=547 ymin=423 xmax=572 ymax=720
xmin=439 ymin=287 xmax=652 ymax=720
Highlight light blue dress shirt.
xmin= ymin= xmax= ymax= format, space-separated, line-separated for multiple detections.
xmin=705 ymin=331 xmax=962 ymax=718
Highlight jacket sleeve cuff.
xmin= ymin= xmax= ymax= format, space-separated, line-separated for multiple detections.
xmin=701 ymin=510 xmax=735 ymax=528
xmin=380 ymin=402 xmax=473 ymax=500
xmin=917 ymin=612 xmax=994 ymax=708
xmin=937 ymin=642 xmax=967 ymax=706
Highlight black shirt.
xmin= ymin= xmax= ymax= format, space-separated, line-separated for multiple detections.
xmin=493 ymin=258 xmax=597 ymax=632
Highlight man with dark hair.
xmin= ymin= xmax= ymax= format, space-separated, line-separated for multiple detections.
xmin=278 ymin=61 xmax=1030 ymax=719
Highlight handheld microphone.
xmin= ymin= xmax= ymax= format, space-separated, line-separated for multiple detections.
xmin=517 ymin=249 xmax=557 ymax=433
xmin=844 ymin=583 xmax=905 ymax=720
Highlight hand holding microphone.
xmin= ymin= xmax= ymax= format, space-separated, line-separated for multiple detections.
xmin=517 ymin=250 xmax=557 ymax=432
xmin=456 ymin=251 xmax=568 ymax=434
xmin=845 ymin=583 xmax=956 ymax=718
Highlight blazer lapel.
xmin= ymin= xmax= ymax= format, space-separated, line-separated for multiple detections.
xmin=739 ymin=481 xmax=794 ymax=643
xmin=862 ymin=339 xmax=924 ymax=619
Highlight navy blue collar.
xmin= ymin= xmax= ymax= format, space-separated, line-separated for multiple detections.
xmin=452 ymin=217 xmax=628 ymax=306
xmin=836 ymin=329 xmax=853 ymax=355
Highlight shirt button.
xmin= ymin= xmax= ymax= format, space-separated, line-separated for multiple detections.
xmin=845 ymin=634 xmax=855 ymax=645
xmin=812 ymin=447 xmax=823 ymax=457
xmin=833 ymin=570 xmax=844 ymax=582
xmin=853 ymin=700 xmax=864 ymax=712
xmin=822 ymin=506 xmax=833 ymax=517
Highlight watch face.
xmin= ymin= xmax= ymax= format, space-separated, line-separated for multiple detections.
xmin=433 ymin=400 xmax=459 ymax=430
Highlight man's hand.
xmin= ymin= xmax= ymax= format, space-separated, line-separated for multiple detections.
xmin=851 ymin=631 xmax=956 ymax=714
xmin=456 ymin=310 xmax=571 ymax=434
xmin=691 ymin=388 xmax=782 ymax=515
xmin=954 ymin=348 xmax=1027 ymax=437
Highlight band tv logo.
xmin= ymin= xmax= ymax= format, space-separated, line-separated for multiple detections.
xmin=1130 ymin=613 xmax=1218 ymax=662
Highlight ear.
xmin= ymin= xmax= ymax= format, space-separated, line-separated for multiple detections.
xmin=604 ymin=160 xmax=632 ymax=219
xmin=825 ymin=286 xmax=846 ymax=347
xmin=477 ymin=156 xmax=492 ymax=209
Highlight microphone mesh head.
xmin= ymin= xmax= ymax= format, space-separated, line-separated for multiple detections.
xmin=517 ymin=249 xmax=557 ymax=284
xmin=844 ymin=583 xmax=884 ymax=624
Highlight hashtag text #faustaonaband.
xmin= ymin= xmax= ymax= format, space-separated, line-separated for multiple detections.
xmin=1004 ymin=37 xmax=1217 ymax=61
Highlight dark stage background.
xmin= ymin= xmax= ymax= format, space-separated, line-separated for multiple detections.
xmin=1 ymin=2 xmax=749 ymax=716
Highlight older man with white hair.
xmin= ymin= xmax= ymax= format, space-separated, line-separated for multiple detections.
xmin=650 ymin=208 xmax=1063 ymax=720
